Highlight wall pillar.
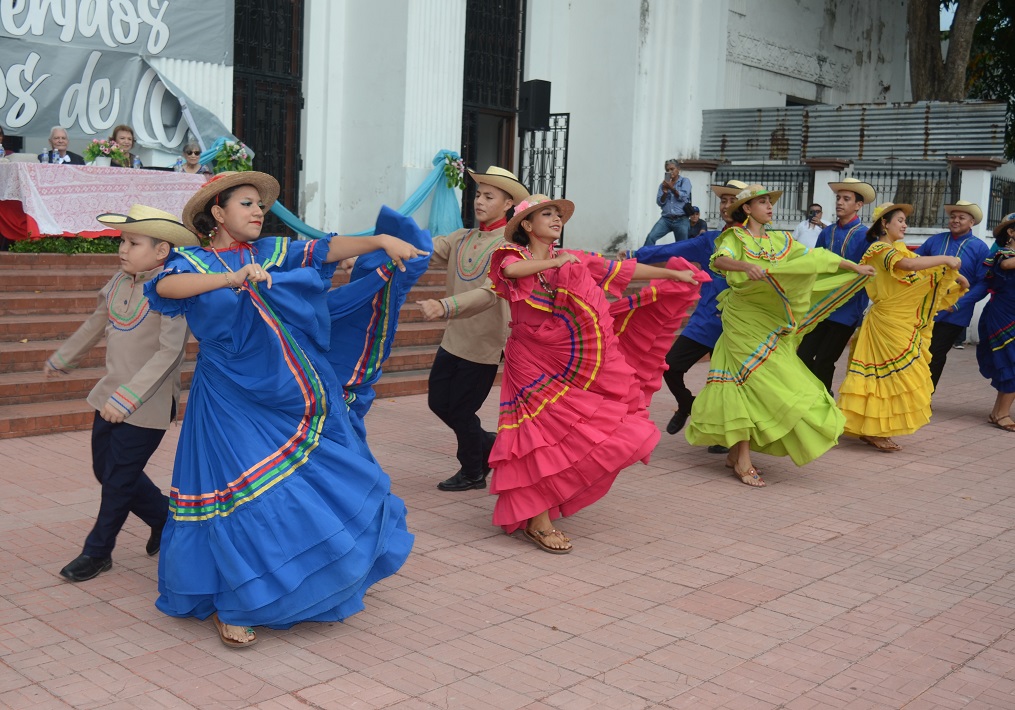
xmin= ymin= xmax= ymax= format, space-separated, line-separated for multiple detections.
xmin=804 ymin=158 xmax=852 ymax=218
xmin=681 ymin=159 xmax=722 ymax=225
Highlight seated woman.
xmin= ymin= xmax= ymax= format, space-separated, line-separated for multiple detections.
xmin=110 ymin=124 xmax=142 ymax=168
xmin=978 ymin=212 xmax=1015 ymax=432
xmin=38 ymin=126 xmax=84 ymax=165
xmin=838 ymin=203 xmax=967 ymax=452
xmin=173 ymin=142 xmax=212 ymax=175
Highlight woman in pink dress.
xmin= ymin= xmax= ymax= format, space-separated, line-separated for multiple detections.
xmin=487 ymin=195 xmax=708 ymax=553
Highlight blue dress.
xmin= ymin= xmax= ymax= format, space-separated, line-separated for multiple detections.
xmin=977 ymin=248 xmax=1015 ymax=394
xmin=145 ymin=208 xmax=429 ymax=629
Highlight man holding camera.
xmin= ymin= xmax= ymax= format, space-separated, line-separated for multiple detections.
xmin=643 ymin=159 xmax=692 ymax=246
xmin=792 ymin=203 xmax=826 ymax=248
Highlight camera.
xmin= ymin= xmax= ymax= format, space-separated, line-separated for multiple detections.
xmin=807 ymin=209 xmax=819 ymax=219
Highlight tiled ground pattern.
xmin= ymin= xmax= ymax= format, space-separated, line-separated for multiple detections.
xmin=1 ymin=349 xmax=1014 ymax=709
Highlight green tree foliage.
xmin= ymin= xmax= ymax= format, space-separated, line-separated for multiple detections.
xmin=967 ymin=0 xmax=1015 ymax=158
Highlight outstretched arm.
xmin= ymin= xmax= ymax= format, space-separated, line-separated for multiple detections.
xmin=713 ymin=255 xmax=766 ymax=281
xmin=502 ymin=252 xmax=580 ymax=278
xmin=631 ymin=263 xmax=698 ymax=284
xmin=326 ymin=234 xmax=428 ymax=269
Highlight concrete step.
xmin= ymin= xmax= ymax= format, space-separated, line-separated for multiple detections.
xmin=0 ymin=338 xmax=200 ymax=374
xmin=0 ymin=393 xmax=190 ymax=440
xmin=0 ymin=362 xmax=197 ymax=406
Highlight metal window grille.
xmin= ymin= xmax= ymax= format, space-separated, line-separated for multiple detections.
xmin=851 ymin=164 xmax=958 ymax=228
xmin=519 ymin=113 xmax=569 ymax=199
xmin=989 ymin=175 xmax=1015 ymax=232
xmin=713 ymin=165 xmax=813 ymax=227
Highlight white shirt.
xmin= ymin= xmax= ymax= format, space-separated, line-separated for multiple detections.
xmin=793 ymin=219 xmax=827 ymax=248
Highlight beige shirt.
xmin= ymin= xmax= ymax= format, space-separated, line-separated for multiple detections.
xmin=430 ymin=226 xmax=511 ymax=365
xmin=47 ymin=268 xmax=189 ymax=430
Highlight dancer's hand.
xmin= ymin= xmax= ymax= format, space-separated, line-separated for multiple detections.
xmin=956 ymin=274 xmax=969 ymax=289
xmin=944 ymin=256 xmax=962 ymax=270
xmin=668 ymin=269 xmax=697 ymax=284
xmin=42 ymin=361 xmax=62 ymax=378
xmin=552 ymin=253 xmax=581 ymax=268
xmin=417 ymin=299 xmax=446 ymax=321
xmin=743 ymin=262 xmax=766 ymax=281
xmin=854 ymin=264 xmax=876 ymax=277
xmin=99 ymin=402 xmax=126 ymax=424
xmin=338 ymin=257 xmax=357 ymax=273
xmin=380 ymin=235 xmax=429 ymax=272
xmin=235 ymin=263 xmax=272 ymax=289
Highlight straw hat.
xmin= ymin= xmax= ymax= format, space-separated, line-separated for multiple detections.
xmin=828 ymin=178 xmax=876 ymax=204
xmin=97 ymin=205 xmax=199 ymax=247
xmin=729 ymin=184 xmax=784 ymax=214
xmin=466 ymin=166 xmax=530 ymax=203
xmin=504 ymin=194 xmax=575 ymax=242
xmin=870 ymin=202 xmax=914 ymax=224
xmin=943 ymin=200 xmax=983 ymax=226
xmin=181 ymin=171 xmax=280 ymax=234
xmin=994 ymin=212 xmax=1015 ymax=240
xmin=710 ymin=179 xmax=748 ymax=198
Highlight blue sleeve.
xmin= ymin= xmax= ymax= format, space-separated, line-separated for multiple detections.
xmin=143 ymin=252 xmax=200 ymax=318
xmin=656 ymin=184 xmax=666 ymax=207
xmin=814 ymin=225 xmax=832 ymax=250
xmin=677 ymin=177 xmax=691 ymax=203
xmin=913 ymin=238 xmax=932 ymax=256
xmin=954 ymin=242 xmax=990 ymax=310
xmin=632 ymin=231 xmax=714 ymax=264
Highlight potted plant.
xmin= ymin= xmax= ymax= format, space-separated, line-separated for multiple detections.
xmin=83 ymin=138 xmax=128 ymax=167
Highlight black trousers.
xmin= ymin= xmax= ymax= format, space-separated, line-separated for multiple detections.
xmin=427 ymin=347 xmax=499 ymax=477
xmin=797 ymin=320 xmax=856 ymax=393
xmin=927 ymin=321 xmax=965 ymax=390
xmin=83 ymin=411 xmax=170 ymax=558
xmin=662 ymin=335 xmax=712 ymax=412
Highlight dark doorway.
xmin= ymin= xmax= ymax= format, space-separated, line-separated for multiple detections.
xmin=233 ymin=0 xmax=304 ymax=236
xmin=460 ymin=0 xmax=526 ymax=227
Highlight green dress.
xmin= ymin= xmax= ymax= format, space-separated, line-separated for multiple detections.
xmin=685 ymin=226 xmax=870 ymax=465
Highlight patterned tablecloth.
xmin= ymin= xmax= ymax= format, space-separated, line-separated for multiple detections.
xmin=0 ymin=163 xmax=207 ymax=239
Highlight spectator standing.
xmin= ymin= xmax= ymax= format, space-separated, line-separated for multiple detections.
xmin=643 ymin=159 xmax=692 ymax=246
xmin=792 ymin=203 xmax=827 ymax=248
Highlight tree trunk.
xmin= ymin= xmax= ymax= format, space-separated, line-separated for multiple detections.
xmin=909 ymin=0 xmax=990 ymax=101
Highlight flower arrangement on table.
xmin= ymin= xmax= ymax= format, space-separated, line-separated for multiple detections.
xmin=443 ymin=154 xmax=466 ymax=190
xmin=212 ymin=141 xmax=253 ymax=173
xmin=83 ymin=138 xmax=128 ymax=166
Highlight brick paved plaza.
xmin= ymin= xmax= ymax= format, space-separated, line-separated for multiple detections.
xmin=2 ymin=349 xmax=1014 ymax=709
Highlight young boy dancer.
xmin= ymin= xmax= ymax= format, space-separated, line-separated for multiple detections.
xmin=45 ymin=205 xmax=196 ymax=581
xmin=417 ymin=167 xmax=529 ymax=491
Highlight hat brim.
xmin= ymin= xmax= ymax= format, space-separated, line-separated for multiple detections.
xmin=182 ymin=171 xmax=280 ymax=235
xmin=97 ymin=213 xmax=199 ymax=247
xmin=504 ymin=198 xmax=575 ymax=242
xmin=730 ymin=190 xmax=783 ymax=215
xmin=994 ymin=217 xmax=1015 ymax=240
xmin=943 ymin=204 xmax=983 ymax=226
xmin=710 ymin=184 xmax=742 ymax=198
xmin=871 ymin=203 xmax=914 ymax=224
xmin=466 ymin=169 xmax=529 ymax=203
xmin=829 ymin=181 xmax=876 ymax=204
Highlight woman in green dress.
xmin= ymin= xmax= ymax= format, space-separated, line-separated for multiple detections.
xmin=685 ymin=185 xmax=875 ymax=486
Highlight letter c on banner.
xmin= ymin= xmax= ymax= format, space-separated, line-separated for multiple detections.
xmin=132 ymin=68 xmax=187 ymax=148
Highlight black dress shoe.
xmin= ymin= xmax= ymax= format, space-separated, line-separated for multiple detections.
xmin=59 ymin=555 xmax=112 ymax=582
xmin=707 ymin=445 xmax=730 ymax=454
xmin=666 ymin=409 xmax=690 ymax=435
xmin=146 ymin=524 xmax=164 ymax=556
xmin=437 ymin=469 xmax=487 ymax=491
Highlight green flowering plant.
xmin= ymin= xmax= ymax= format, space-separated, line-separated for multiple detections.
xmin=82 ymin=138 xmax=128 ymax=165
xmin=444 ymin=154 xmax=466 ymax=190
xmin=213 ymin=141 xmax=253 ymax=173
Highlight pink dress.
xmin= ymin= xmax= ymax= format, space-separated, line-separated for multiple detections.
xmin=487 ymin=244 xmax=708 ymax=533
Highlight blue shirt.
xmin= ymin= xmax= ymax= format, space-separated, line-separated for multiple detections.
xmin=629 ymin=229 xmax=726 ymax=348
xmin=657 ymin=176 xmax=691 ymax=218
xmin=914 ymin=231 xmax=989 ymax=327
xmin=815 ymin=217 xmax=869 ymax=327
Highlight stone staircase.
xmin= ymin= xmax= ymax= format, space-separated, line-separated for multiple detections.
xmin=0 ymin=252 xmax=447 ymax=439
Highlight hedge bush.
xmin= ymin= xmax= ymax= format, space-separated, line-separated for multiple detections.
xmin=9 ymin=237 xmax=120 ymax=254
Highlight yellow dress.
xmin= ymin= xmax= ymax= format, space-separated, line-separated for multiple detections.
xmin=838 ymin=240 xmax=966 ymax=437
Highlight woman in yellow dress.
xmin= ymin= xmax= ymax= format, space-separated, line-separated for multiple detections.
xmin=838 ymin=202 xmax=969 ymax=452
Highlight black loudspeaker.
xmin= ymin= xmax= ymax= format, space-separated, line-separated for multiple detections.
xmin=518 ymin=80 xmax=551 ymax=131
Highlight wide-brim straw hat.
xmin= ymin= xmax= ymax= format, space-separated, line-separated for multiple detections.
xmin=97 ymin=204 xmax=199 ymax=247
xmin=870 ymin=202 xmax=914 ymax=225
xmin=504 ymin=194 xmax=575 ymax=242
xmin=466 ymin=166 xmax=530 ymax=203
xmin=182 ymin=171 xmax=280 ymax=234
xmin=710 ymin=179 xmax=749 ymax=198
xmin=944 ymin=200 xmax=983 ymax=226
xmin=729 ymin=184 xmax=784 ymax=214
xmin=828 ymin=177 xmax=876 ymax=204
xmin=994 ymin=212 xmax=1015 ymax=240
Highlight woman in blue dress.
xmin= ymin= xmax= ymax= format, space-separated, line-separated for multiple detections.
xmin=145 ymin=172 xmax=429 ymax=647
xmin=978 ymin=212 xmax=1015 ymax=432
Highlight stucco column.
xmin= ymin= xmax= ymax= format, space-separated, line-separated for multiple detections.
xmin=680 ymin=159 xmax=722 ymax=225
xmin=805 ymin=158 xmax=852 ymax=218
xmin=948 ymin=156 xmax=1005 ymax=344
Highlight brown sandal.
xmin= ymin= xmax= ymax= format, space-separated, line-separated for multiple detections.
xmin=212 ymin=613 xmax=258 ymax=649
xmin=731 ymin=463 xmax=766 ymax=488
xmin=988 ymin=415 xmax=1015 ymax=432
xmin=523 ymin=528 xmax=573 ymax=554
xmin=859 ymin=435 xmax=902 ymax=452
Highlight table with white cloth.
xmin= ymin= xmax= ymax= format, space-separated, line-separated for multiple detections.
xmin=0 ymin=163 xmax=207 ymax=240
